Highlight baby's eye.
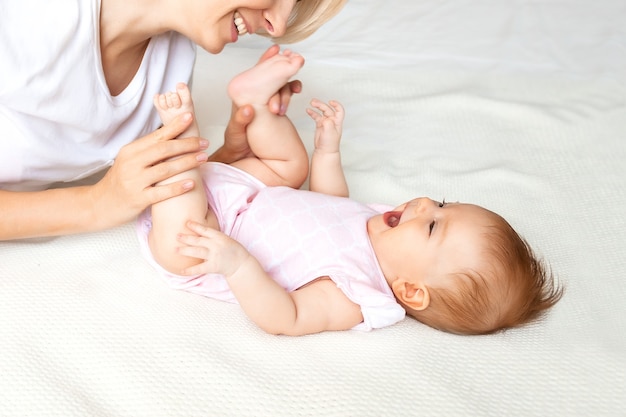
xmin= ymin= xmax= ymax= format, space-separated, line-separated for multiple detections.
xmin=438 ymin=198 xmax=446 ymax=208
xmin=429 ymin=220 xmax=435 ymax=235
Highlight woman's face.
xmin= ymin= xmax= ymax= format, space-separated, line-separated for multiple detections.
xmin=183 ymin=0 xmax=299 ymax=54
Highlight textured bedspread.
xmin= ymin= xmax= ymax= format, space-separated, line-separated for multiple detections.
xmin=1 ymin=0 xmax=625 ymax=415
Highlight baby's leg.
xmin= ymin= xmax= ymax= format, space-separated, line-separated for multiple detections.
xmin=149 ymin=82 xmax=209 ymax=275
xmin=228 ymin=51 xmax=308 ymax=188
xmin=154 ymin=82 xmax=200 ymax=138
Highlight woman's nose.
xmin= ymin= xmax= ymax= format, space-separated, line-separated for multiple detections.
xmin=263 ymin=3 xmax=291 ymax=37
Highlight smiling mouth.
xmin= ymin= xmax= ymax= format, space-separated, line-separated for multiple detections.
xmin=234 ymin=11 xmax=248 ymax=35
xmin=383 ymin=211 xmax=402 ymax=228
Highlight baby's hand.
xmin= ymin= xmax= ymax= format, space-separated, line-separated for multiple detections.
xmin=177 ymin=221 xmax=250 ymax=277
xmin=306 ymin=99 xmax=345 ymax=154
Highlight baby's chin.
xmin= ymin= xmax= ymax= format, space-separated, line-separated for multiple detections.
xmin=366 ymin=213 xmax=388 ymax=235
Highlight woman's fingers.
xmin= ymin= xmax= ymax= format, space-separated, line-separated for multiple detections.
xmin=148 ymin=116 xmax=208 ymax=159
xmin=287 ymin=79 xmax=303 ymax=95
xmin=120 ymin=113 xmax=209 ymax=186
xmin=268 ymin=79 xmax=302 ymax=115
xmin=145 ymin=177 xmax=196 ymax=205
xmin=219 ymin=104 xmax=255 ymax=163
xmin=117 ymin=113 xmax=207 ymax=165
xmin=144 ymin=149 xmax=208 ymax=186
xmin=90 ymin=113 xmax=211 ymax=225
xmin=139 ymin=112 xmax=194 ymax=149
xmin=225 ymin=104 xmax=254 ymax=146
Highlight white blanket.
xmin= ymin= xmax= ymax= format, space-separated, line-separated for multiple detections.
xmin=1 ymin=0 xmax=625 ymax=415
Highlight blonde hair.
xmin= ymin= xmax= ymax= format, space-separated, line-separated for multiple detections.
xmin=258 ymin=0 xmax=348 ymax=44
xmin=407 ymin=215 xmax=564 ymax=335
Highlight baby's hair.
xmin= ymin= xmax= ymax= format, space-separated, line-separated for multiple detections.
xmin=408 ymin=214 xmax=564 ymax=335
xmin=259 ymin=0 xmax=348 ymax=44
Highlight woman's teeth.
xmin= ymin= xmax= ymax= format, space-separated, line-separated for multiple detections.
xmin=234 ymin=12 xmax=247 ymax=35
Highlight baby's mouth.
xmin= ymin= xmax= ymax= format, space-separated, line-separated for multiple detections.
xmin=234 ymin=11 xmax=248 ymax=35
xmin=383 ymin=211 xmax=402 ymax=228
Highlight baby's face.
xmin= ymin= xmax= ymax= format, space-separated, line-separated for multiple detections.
xmin=367 ymin=197 xmax=498 ymax=290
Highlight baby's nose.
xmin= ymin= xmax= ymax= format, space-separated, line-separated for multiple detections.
xmin=415 ymin=197 xmax=436 ymax=208
xmin=409 ymin=198 xmax=438 ymax=216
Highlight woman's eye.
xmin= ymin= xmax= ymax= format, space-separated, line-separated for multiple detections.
xmin=429 ymin=220 xmax=435 ymax=235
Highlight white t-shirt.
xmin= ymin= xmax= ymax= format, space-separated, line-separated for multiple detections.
xmin=0 ymin=0 xmax=196 ymax=190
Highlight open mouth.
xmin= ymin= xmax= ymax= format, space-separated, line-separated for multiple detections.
xmin=383 ymin=211 xmax=402 ymax=228
xmin=234 ymin=11 xmax=248 ymax=35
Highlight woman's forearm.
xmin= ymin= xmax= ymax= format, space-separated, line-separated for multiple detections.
xmin=0 ymin=186 xmax=100 ymax=240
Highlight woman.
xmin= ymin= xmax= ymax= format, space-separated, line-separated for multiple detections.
xmin=0 ymin=0 xmax=346 ymax=240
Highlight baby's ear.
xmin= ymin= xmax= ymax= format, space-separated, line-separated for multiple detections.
xmin=391 ymin=280 xmax=430 ymax=311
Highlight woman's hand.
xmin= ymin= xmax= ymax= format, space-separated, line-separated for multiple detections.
xmin=90 ymin=112 xmax=209 ymax=229
xmin=209 ymin=103 xmax=256 ymax=164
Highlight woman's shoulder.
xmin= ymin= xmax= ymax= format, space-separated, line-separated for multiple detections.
xmin=2 ymin=0 xmax=95 ymax=52
xmin=1 ymin=0 xmax=97 ymax=87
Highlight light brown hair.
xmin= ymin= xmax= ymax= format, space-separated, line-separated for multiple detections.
xmin=408 ymin=215 xmax=564 ymax=335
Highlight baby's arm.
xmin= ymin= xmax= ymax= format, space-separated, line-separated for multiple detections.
xmin=307 ymin=99 xmax=348 ymax=197
xmin=149 ymin=83 xmax=209 ymax=274
xmin=178 ymin=221 xmax=364 ymax=335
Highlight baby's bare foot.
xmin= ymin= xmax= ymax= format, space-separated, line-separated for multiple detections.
xmin=154 ymin=82 xmax=195 ymax=125
xmin=154 ymin=82 xmax=199 ymax=138
xmin=227 ymin=50 xmax=304 ymax=108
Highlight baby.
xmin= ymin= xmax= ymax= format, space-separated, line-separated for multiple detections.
xmin=138 ymin=50 xmax=563 ymax=336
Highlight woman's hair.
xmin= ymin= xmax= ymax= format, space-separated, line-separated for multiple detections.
xmin=259 ymin=0 xmax=348 ymax=44
xmin=407 ymin=215 xmax=564 ymax=335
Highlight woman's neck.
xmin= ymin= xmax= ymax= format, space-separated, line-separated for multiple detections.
xmin=100 ymin=0 xmax=164 ymax=49
xmin=99 ymin=0 xmax=160 ymax=95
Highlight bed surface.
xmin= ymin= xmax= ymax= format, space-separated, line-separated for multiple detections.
xmin=1 ymin=0 xmax=625 ymax=415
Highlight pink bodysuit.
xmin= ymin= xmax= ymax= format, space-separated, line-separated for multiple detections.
xmin=137 ymin=162 xmax=405 ymax=331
